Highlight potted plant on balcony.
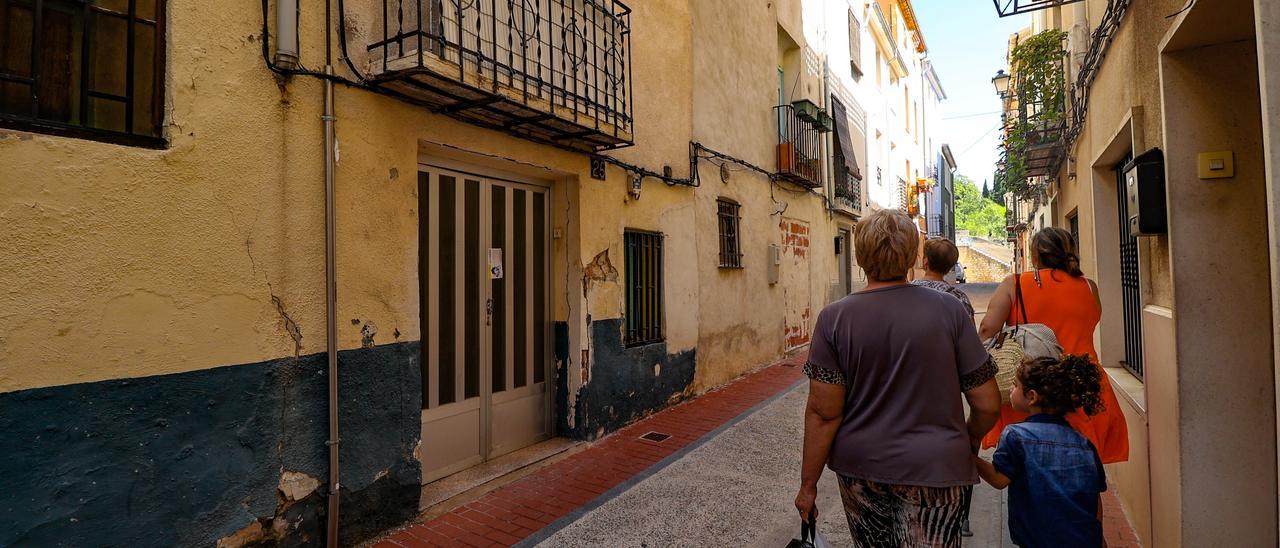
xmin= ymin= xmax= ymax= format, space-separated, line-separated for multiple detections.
xmin=999 ymin=29 xmax=1067 ymax=200
xmin=791 ymin=99 xmax=820 ymax=123
xmin=812 ymin=110 xmax=834 ymax=133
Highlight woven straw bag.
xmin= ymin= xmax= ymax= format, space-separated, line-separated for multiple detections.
xmin=989 ymin=335 xmax=1024 ymax=402
xmin=986 ymin=272 xmax=1063 ymax=403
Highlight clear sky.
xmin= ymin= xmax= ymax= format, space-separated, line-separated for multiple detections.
xmin=915 ymin=0 xmax=1029 ymax=190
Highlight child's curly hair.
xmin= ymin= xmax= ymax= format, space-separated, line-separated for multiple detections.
xmin=1017 ymin=354 xmax=1105 ymax=416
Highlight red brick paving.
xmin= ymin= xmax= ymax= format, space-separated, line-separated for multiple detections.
xmin=1101 ymin=488 xmax=1143 ymax=547
xmin=372 ymin=348 xmax=1145 ymax=548
xmin=374 ymin=352 xmax=809 ymax=548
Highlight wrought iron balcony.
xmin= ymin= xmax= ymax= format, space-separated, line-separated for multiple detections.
xmin=365 ymin=0 xmax=633 ymax=151
xmin=774 ymin=104 xmax=823 ymax=188
xmin=834 ymin=170 xmax=863 ymax=214
xmin=992 ymin=0 xmax=1085 ymax=18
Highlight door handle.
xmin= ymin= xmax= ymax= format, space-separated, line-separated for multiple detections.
xmin=486 ymin=298 xmax=493 ymax=326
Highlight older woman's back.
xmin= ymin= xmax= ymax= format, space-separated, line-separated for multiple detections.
xmin=794 ymin=209 xmax=999 ymax=548
xmin=807 ymin=284 xmax=990 ymax=487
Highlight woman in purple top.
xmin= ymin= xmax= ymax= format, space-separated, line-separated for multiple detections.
xmin=794 ymin=209 xmax=1001 ymax=547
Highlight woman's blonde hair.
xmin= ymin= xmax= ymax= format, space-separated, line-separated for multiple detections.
xmin=855 ymin=209 xmax=919 ymax=281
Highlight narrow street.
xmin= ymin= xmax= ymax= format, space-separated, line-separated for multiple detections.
xmin=6 ymin=0 xmax=1277 ymax=544
xmin=374 ymin=286 xmax=1138 ymax=547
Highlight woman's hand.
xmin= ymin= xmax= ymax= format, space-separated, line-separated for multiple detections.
xmin=795 ymin=483 xmax=818 ymax=521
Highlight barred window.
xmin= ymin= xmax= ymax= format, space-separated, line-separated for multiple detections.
xmin=717 ymin=199 xmax=743 ymax=269
xmin=0 ymin=0 xmax=165 ymax=147
xmin=1068 ymin=209 xmax=1079 ymax=246
xmin=624 ymin=230 xmax=663 ymax=347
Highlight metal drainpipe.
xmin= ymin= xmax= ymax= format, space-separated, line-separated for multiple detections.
xmin=322 ymin=0 xmax=340 ymax=536
xmin=323 ymin=64 xmax=340 ymax=548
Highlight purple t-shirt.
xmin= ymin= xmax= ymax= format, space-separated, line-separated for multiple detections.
xmin=806 ymin=284 xmax=992 ymax=487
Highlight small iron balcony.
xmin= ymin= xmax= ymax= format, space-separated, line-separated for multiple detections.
xmin=365 ymin=0 xmax=634 ymax=152
xmin=774 ymin=104 xmax=823 ymax=188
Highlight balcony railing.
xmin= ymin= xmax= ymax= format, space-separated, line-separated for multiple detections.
xmin=993 ymin=0 xmax=1086 ymax=18
xmin=835 ymin=170 xmax=863 ymax=213
xmin=365 ymin=0 xmax=633 ymax=151
xmin=774 ymin=104 xmax=823 ymax=188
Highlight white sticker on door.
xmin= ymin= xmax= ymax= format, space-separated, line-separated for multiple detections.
xmin=488 ymin=248 xmax=504 ymax=279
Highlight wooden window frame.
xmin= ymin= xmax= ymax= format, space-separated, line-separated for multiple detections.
xmin=0 ymin=0 xmax=166 ymax=148
xmin=848 ymin=10 xmax=862 ymax=79
xmin=716 ymin=198 xmax=743 ymax=269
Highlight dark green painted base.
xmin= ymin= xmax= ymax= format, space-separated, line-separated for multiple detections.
xmin=558 ymin=318 xmax=696 ymax=440
xmin=0 ymin=342 xmax=422 ymax=547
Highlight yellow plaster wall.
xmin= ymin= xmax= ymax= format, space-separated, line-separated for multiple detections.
xmin=1 ymin=0 xmax=841 ymax=406
xmin=687 ymin=0 xmax=841 ymax=391
xmin=0 ymin=0 xmax=696 ymax=394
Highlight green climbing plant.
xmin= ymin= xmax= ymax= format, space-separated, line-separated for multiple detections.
xmin=999 ymin=29 xmax=1067 ymax=200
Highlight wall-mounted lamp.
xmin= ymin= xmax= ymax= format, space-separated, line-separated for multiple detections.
xmin=992 ymin=70 xmax=1011 ymax=97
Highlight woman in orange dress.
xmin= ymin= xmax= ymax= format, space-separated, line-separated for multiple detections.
xmin=978 ymin=227 xmax=1129 ymax=463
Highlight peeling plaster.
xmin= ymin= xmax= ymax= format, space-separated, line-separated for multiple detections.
xmin=278 ymin=471 xmax=320 ymax=502
xmin=360 ymin=322 xmax=378 ymax=348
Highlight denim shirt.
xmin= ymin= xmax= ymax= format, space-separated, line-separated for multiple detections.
xmin=993 ymin=414 xmax=1107 ymax=548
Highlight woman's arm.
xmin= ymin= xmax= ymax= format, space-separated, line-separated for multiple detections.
xmin=1087 ymin=278 xmax=1102 ymax=310
xmin=964 ymin=378 xmax=1001 ymax=453
xmin=973 ymin=455 xmax=1011 ymax=489
xmin=795 ymin=380 xmax=846 ymax=520
xmin=978 ymin=274 xmax=1016 ymax=340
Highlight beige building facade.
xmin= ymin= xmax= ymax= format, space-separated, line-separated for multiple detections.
xmin=997 ymin=1 xmax=1280 ymax=545
xmin=0 ymin=0 xmax=942 ymax=545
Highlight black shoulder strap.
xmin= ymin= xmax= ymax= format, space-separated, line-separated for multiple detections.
xmin=1014 ymin=272 xmax=1030 ymax=326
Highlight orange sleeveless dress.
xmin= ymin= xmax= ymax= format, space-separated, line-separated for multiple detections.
xmin=980 ymin=269 xmax=1130 ymax=464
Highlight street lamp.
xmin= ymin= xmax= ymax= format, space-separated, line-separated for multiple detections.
xmin=992 ymin=69 xmax=1011 ymax=97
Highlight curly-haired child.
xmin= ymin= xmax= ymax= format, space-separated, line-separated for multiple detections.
xmin=974 ymin=354 xmax=1109 ymax=548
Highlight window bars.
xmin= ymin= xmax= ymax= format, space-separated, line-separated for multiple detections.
xmin=365 ymin=0 xmax=633 ymax=151
xmin=624 ymin=229 xmax=663 ymax=347
xmin=0 ymin=0 xmax=166 ymax=147
xmin=716 ymin=199 xmax=742 ymax=269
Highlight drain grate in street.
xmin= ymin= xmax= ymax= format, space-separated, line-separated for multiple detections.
xmin=639 ymin=431 xmax=671 ymax=443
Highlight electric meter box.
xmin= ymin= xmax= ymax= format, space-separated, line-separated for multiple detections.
xmin=1124 ymin=147 xmax=1167 ymax=236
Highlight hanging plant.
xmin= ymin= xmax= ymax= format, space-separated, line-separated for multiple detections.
xmin=998 ymin=29 xmax=1067 ymax=200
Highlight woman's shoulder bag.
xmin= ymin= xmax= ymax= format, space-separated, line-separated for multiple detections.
xmin=986 ymin=273 xmax=1062 ymax=402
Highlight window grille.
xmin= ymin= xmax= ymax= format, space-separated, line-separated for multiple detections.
xmin=717 ymin=199 xmax=742 ymax=268
xmin=624 ymin=229 xmax=663 ymax=347
xmin=834 ymin=148 xmax=861 ymax=209
xmin=1068 ymin=210 xmax=1080 ymax=247
xmin=0 ymin=0 xmax=166 ymax=147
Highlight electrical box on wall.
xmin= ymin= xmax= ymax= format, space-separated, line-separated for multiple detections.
xmin=767 ymin=244 xmax=781 ymax=285
xmin=1124 ymin=147 xmax=1167 ymax=236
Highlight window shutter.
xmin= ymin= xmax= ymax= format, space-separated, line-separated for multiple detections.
xmin=848 ymin=11 xmax=863 ymax=78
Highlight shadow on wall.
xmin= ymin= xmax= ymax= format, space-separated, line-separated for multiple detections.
xmin=556 ymin=318 xmax=696 ymax=440
xmin=0 ymin=342 xmax=423 ymax=547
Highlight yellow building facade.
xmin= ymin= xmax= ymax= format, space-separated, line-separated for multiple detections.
xmin=0 ymin=0 xmax=936 ymax=545
xmin=998 ymin=0 xmax=1280 ymax=545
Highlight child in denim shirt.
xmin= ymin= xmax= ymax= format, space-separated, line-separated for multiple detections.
xmin=975 ymin=355 xmax=1108 ymax=548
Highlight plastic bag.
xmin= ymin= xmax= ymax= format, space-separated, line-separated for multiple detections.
xmin=785 ymin=514 xmax=833 ymax=548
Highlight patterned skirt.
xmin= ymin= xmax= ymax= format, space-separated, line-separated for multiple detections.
xmin=836 ymin=476 xmax=967 ymax=548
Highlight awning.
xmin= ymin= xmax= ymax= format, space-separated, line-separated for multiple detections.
xmin=830 ymin=99 xmax=863 ymax=181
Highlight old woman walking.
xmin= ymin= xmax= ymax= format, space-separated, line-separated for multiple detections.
xmin=794 ymin=209 xmax=1002 ymax=547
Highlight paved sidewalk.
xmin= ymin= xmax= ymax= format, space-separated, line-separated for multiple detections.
xmin=372 ymin=351 xmax=1141 ymax=547
xmin=372 ymin=353 xmax=808 ymax=548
